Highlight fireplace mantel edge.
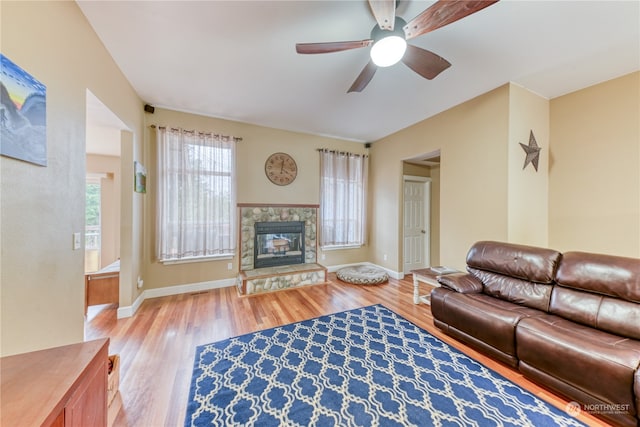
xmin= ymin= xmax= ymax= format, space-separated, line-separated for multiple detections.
xmin=237 ymin=203 xmax=319 ymax=209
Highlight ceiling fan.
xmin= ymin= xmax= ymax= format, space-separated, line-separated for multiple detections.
xmin=295 ymin=0 xmax=498 ymax=93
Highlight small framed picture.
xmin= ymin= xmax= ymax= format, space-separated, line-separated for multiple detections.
xmin=134 ymin=161 xmax=146 ymax=193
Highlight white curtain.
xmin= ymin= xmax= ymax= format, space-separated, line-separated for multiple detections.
xmin=320 ymin=149 xmax=369 ymax=247
xmin=156 ymin=127 xmax=237 ymax=261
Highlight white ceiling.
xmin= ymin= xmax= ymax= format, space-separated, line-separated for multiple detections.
xmin=78 ymin=0 xmax=640 ymax=144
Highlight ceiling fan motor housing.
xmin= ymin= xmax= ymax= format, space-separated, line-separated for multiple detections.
xmin=370 ymin=16 xmax=407 ymax=42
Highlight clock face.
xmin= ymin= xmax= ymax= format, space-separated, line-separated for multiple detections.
xmin=265 ymin=152 xmax=298 ymax=186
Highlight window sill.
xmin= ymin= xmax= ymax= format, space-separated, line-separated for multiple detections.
xmin=159 ymin=254 xmax=234 ymax=265
xmin=321 ymin=244 xmax=363 ymax=251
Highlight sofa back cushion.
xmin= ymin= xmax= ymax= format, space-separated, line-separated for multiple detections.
xmin=551 ymin=251 xmax=640 ymax=339
xmin=466 ymin=241 xmax=562 ymax=284
xmin=549 ymin=287 xmax=640 ymax=340
xmin=555 ymin=251 xmax=640 ymax=302
xmin=465 ymin=241 xmax=561 ymax=311
xmin=468 ymin=268 xmax=553 ymax=311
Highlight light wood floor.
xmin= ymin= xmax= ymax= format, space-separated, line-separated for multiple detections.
xmin=86 ymin=274 xmax=609 ymax=427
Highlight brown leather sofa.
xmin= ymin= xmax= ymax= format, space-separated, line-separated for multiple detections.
xmin=430 ymin=241 xmax=640 ymax=427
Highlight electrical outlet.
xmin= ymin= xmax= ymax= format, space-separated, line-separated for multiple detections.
xmin=137 ymin=276 xmax=144 ymax=289
xmin=383 ymin=254 xmax=387 ymax=261
xmin=321 ymin=254 xmax=326 ymax=260
xmin=227 ymin=262 xmax=233 ymax=270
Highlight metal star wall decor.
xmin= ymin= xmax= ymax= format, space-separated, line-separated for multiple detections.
xmin=519 ymin=130 xmax=541 ymax=172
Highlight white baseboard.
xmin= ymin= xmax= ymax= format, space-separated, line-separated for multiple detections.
xmin=115 ymin=263 xmax=404 ymax=319
xmin=116 ymin=278 xmax=235 ymax=319
xmin=116 ymin=293 xmax=144 ymax=319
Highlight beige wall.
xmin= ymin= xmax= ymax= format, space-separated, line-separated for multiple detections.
xmin=1 ymin=2 xmax=144 ymax=356
xmin=142 ymin=108 xmax=368 ymax=289
xmin=429 ymin=165 xmax=441 ymax=266
xmin=549 ymin=72 xmax=640 ymax=256
xmin=120 ymin=130 xmax=145 ymax=309
xmin=402 ymin=162 xmax=431 ymax=177
xmin=370 ymin=74 xmax=639 ymax=275
xmin=507 ymin=84 xmax=550 ymax=246
xmin=371 ymin=85 xmax=511 ymax=272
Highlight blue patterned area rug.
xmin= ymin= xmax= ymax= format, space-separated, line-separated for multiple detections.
xmin=185 ymin=305 xmax=585 ymax=426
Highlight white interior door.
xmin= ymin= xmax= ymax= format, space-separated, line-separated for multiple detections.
xmin=403 ymin=177 xmax=431 ymax=273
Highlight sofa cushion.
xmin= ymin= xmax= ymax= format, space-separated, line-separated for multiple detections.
xmin=517 ymin=314 xmax=640 ymax=418
xmin=468 ymin=268 xmax=553 ymax=312
xmin=550 ymin=286 xmax=640 ymax=340
xmin=436 ymin=273 xmax=483 ymax=293
xmin=556 ymin=251 xmax=640 ymax=303
xmin=430 ymin=287 xmax=544 ymax=361
xmin=466 ymin=240 xmax=561 ymax=284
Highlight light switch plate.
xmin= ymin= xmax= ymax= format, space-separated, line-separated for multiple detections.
xmin=73 ymin=232 xmax=81 ymax=250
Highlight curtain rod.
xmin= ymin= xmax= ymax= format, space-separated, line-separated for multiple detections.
xmin=317 ymin=148 xmax=368 ymax=157
xmin=149 ymin=124 xmax=242 ymax=142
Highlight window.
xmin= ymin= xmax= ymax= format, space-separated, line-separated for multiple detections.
xmin=319 ymin=149 xmax=368 ymax=248
xmin=156 ymin=127 xmax=237 ymax=262
xmin=85 ymin=177 xmax=101 ymax=272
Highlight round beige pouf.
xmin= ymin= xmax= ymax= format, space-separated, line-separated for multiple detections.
xmin=336 ymin=265 xmax=389 ymax=285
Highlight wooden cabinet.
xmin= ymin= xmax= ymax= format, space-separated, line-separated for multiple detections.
xmin=85 ymin=259 xmax=120 ymax=314
xmin=1 ymin=338 xmax=109 ymax=427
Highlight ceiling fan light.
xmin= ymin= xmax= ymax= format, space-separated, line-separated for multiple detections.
xmin=370 ymin=36 xmax=407 ymax=67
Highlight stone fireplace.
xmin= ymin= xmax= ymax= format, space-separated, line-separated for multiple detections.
xmin=237 ymin=204 xmax=326 ymax=295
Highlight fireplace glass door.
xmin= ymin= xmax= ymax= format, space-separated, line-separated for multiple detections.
xmin=254 ymin=221 xmax=305 ymax=268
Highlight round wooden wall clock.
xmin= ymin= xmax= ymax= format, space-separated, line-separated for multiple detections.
xmin=265 ymin=152 xmax=298 ymax=186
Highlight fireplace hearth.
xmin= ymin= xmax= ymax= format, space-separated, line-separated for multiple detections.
xmin=254 ymin=221 xmax=305 ymax=268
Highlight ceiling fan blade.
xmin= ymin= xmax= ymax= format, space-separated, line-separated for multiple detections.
xmin=296 ymin=40 xmax=373 ymax=54
xmin=401 ymin=44 xmax=451 ymax=80
xmin=403 ymin=0 xmax=499 ymax=40
xmin=368 ymin=0 xmax=396 ymax=31
xmin=348 ymin=61 xmax=378 ymax=93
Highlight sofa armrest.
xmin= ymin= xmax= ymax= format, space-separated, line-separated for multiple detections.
xmin=437 ymin=273 xmax=483 ymax=294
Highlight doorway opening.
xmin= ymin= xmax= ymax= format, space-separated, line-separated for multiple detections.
xmin=402 ymin=150 xmax=440 ymax=273
xmin=84 ymin=90 xmax=128 ymax=327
